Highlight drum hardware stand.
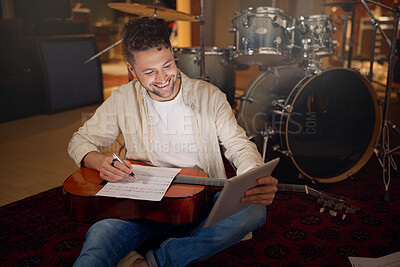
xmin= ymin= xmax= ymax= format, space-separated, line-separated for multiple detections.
xmin=272 ymin=144 xmax=292 ymax=157
xmin=361 ymin=0 xmax=400 ymax=202
xmin=361 ymin=0 xmax=394 ymax=82
xmin=301 ymin=55 xmax=323 ymax=76
xmin=85 ymin=39 xmax=122 ymax=64
xmin=198 ymin=0 xmax=207 ymax=81
xmin=261 ymin=128 xmax=275 ymax=162
xmin=234 ymin=95 xmax=254 ymax=103
xmin=272 ymin=100 xmax=293 ymax=112
xmin=327 ymin=1 xmax=358 ymax=68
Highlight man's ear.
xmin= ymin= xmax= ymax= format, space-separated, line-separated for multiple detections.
xmin=126 ymin=62 xmax=136 ymax=77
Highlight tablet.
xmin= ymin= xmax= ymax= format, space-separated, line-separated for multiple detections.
xmin=203 ymin=158 xmax=280 ymax=228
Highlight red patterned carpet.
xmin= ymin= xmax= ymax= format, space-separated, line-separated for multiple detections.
xmin=1 ymin=156 xmax=399 ymax=266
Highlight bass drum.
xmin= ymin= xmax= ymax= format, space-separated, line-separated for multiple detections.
xmin=238 ymin=66 xmax=382 ymax=183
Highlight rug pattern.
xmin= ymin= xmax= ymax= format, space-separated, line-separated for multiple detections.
xmin=1 ymin=157 xmax=399 ymax=267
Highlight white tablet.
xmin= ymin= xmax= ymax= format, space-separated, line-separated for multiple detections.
xmin=203 ymin=158 xmax=280 ymax=228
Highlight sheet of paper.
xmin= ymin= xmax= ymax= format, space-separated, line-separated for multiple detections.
xmin=96 ymin=164 xmax=181 ymax=201
xmin=349 ymin=251 xmax=400 ymax=267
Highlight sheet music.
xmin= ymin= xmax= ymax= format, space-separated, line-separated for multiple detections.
xmin=349 ymin=252 xmax=400 ymax=267
xmin=96 ymin=164 xmax=181 ymax=201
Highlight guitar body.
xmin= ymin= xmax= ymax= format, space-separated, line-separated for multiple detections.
xmin=63 ymin=161 xmax=214 ymax=224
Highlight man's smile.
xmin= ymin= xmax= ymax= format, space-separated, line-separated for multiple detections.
xmin=153 ymin=77 xmax=171 ymax=89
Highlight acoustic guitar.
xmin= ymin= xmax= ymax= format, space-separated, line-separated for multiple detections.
xmin=63 ymin=161 xmax=361 ymax=224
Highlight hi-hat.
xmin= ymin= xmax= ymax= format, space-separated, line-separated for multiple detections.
xmin=108 ymin=3 xmax=199 ymax=22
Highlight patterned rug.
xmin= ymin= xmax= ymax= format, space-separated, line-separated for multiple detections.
xmin=1 ymin=156 xmax=399 ymax=267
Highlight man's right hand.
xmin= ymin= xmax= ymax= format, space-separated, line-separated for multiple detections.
xmin=82 ymin=151 xmax=133 ymax=182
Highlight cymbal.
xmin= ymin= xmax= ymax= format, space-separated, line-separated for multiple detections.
xmin=108 ymin=3 xmax=199 ymax=22
xmin=323 ymin=1 xmax=363 ymax=7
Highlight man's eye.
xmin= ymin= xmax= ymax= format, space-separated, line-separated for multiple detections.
xmin=164 ymin=64 xmax=171 ymax=69
xmin=144 ymin=71 xmax=154 ymax=75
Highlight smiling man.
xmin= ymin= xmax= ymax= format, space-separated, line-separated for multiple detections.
xmin=68 ymin=17 xmax=277 ymax=267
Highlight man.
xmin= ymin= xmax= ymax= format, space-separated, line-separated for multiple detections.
xmin=68 ymin=17 xmax=278 ymax=267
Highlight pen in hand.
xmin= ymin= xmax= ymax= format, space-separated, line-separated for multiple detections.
xmin=112 ymin=153 xmax=136 ymax=179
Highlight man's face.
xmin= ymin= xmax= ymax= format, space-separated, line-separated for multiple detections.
xmin=127 ymin=46 xmax=180 ymax=102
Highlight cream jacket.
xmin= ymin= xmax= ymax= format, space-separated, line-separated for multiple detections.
xmin=68 ymin=71 xmax=263 ymax=178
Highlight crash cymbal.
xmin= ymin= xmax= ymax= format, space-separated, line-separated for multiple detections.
xmin=108 ymin=3 xmax=199 ymax=22
xmin=323 ymin=1 xmax=363 ymax=7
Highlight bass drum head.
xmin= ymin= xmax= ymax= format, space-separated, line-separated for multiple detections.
xmin=239 ymin=67 xmax=382 ymax=183
xmin=283 ymin=68 xmax=381 ymax=183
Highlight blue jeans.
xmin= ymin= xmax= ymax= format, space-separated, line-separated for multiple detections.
xmin=74 ymin=201 xmax=266 ymax=267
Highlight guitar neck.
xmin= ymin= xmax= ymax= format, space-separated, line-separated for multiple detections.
xmin=173 ymin=176 xmax=309 ymax=194
xmin=173 ymin=175 xmax=227 ymax=187
xmin=277 ymin=183 xmax=309 ymax=194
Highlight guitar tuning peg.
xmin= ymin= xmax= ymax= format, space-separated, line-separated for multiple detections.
xmin=342 ymin=214 xmax=346 ymax=220
xmin=329 ymin=210 xmax=337 ymax=217
xmin=320 ymin=207 xmax=325 ymax=213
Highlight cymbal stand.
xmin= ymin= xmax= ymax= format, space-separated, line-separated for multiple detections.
xmin=361 ymin=0 xmax=394 ymax=81
xmin=152 ymin=0 xmax=160 ymax=18
xmin=361 ymin=0 xmax=400 ymax=202
xmin=199 ymin=0 xmax=206 ymax=80
xmin=338 ymin=3 xmax=356 ymax=68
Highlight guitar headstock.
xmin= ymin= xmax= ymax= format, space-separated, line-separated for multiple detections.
xmin=306 ymin=186 xmax=362 ymax=220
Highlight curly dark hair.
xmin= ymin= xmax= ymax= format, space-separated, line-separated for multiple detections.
xmin=121 ymin=17 xmax=171 ymax=64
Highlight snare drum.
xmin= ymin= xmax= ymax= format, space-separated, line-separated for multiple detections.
xmin=294 ymin=15 xmax=335 ymax=58
xmin=173 ymin=47 xmax=235 ymax=106
xmin=230 ymin=7 xmax=292 ymax=66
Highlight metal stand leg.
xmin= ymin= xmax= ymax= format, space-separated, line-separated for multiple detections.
xmin=362 ymin=1 xmax=400 ymax=202
xmin=261 ymin=128 xmax=274 ymax=163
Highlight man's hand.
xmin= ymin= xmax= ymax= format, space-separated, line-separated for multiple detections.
xmin=82 ymin=152 xmax=133 ymax=182
xmin=240 ymin=176 xmax=278 ymax=206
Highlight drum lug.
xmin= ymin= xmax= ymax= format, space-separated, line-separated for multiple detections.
xmin=193 ymin=56 xmax=199 ymax=66
xmin=242 ymin=15 xmax=252 ymax=27
xmin=272 ymin=100 xmax=293 ymax=112
xmin=241 ymin=37 xmax=251 ymax=53
xmin=261 ymin=127 xmax=275 ymax=138
xmin=220 ymin=58 xmax=228 ymax=67
xmin=274 ymin=36 xmax=282 ymax=46
xmin=272 ymin=145 xmax=292 ymax=157
xmin=273 ymin=15 xmax=284 ymax=27
xmin=174 ymin=56 xmax=179 ymax=64
xmin=235 ymin=94 xmax=254 ymax=103
xmin=298 ymin=18 xmax=308 ymax=34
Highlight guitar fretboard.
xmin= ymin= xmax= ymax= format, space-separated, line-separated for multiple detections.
xmin=173 ymin=175 xmax=227 ymax=187
xmin=172 ymin=175 xmax=308 ymax=194
xmin=277 ymin=183 xmax=308 ymax=194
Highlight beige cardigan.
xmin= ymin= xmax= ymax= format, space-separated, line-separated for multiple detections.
xmin=68 ymin=71 xmax=262 ymax=178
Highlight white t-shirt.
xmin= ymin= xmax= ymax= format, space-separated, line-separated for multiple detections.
xmin=144 ymin=87 xmax=202 ymax=169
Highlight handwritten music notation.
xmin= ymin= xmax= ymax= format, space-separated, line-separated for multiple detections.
xmin=96 ymin=164 xmax=181 ymax=201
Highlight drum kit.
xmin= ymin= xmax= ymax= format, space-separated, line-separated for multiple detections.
xmin=87 ymin=0 xmax=399 ymax=200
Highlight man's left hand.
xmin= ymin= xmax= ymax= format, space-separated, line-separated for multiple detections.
xmin=240 ymin=176 xmax=278 ymax=206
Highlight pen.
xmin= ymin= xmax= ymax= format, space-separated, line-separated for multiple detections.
xmin=112 ymin=153 xmax=136 ymax=179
